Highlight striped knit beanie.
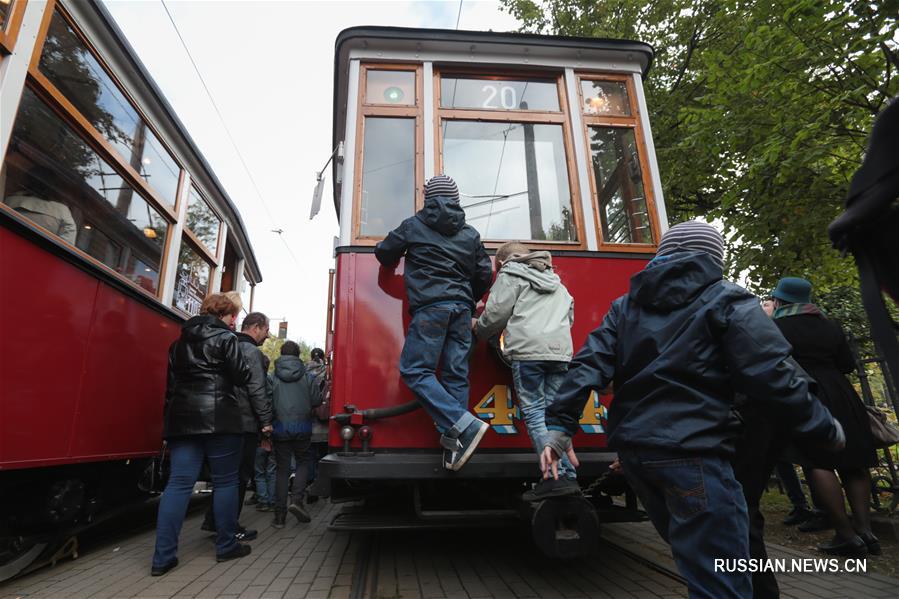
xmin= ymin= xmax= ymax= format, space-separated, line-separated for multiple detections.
xmin=656 ymin=221 xmax=725 ymax=268
xmin=424 ymin=174 xmax=459 ymax=201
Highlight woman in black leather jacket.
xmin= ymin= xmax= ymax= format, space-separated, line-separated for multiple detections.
xmin=151 ymin=292 xmax=268 ymax=575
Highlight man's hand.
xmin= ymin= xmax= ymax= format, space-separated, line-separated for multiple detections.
xmin=540 ymin=444 xmax=579 ymax=480
xmin=261 ymin=424 xmax=273 ymax=434
xmin=609 ymin=458 xmax=622 ymax=473
xmin=471 ymin=318 xmax=479 ymax=333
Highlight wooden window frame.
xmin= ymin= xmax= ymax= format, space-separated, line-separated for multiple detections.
xmin=352 ymin=63 xmax=424 ymax=246
xmin=184 ymin=184 xmax=222 ymax=263
xmin=28 ymin=1 xmax=181 ymax=223
xmin=434 ymin=68 xmax=586 ymax=251
xmin=577 ymin=72 xmax=661 ymax=252
xmin=0 ymin=0 xmax=27 ymax=55
xmin=2 ymin=81 xmax=175 ymax=302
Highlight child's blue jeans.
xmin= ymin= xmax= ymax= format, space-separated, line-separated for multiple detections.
xmin=511 ymin=360 xmax=577 ymax=480
xmin=399 ymin=302 xmax=476 ymax=436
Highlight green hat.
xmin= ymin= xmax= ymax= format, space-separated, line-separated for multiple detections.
xmin=772 ymin=277 xmax=812 ymax=304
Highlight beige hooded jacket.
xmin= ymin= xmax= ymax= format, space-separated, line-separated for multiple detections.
xmin=475 ymin=251 xmax=574 ymax=362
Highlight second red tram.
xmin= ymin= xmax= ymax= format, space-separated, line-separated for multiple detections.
xmin=315 ymin=27 xmax=668 ymax=549
xmin=0 ymin=0 xmax=262 ymax=580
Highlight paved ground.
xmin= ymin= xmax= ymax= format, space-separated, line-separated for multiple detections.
xmin=2 ymin=499 xmax=898 ymax=599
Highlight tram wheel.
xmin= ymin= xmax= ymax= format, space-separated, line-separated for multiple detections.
xmin=0 ymin=536 xmax=48 ymax=583
xmin=530 ymin=496 xmax=599 ymax=560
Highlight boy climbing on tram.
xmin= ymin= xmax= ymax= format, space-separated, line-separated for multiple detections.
xmin=375 ymin=175 xmax=493 ymax=471
xmin=540 ymin=221 xmax=846 ymax=598
xmin=473 ymin=241 xmax=579 ymax=500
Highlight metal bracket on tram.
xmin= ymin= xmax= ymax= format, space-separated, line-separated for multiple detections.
xmin=331 ymin=400 xmax=422 ymax=425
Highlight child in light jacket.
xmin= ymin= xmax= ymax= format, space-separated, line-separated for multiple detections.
xmin=474 ymin=241 xmax=578 ymax=500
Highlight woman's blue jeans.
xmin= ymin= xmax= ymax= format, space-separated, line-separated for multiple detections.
xmin=153 ymin=434 xmax=242 ymax=567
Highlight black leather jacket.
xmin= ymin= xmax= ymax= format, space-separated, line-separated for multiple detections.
xmin=163 ymin=315 xmax=252 ymax=438
xmin=375 ymin=196 xmax=492 ymax=314
xmin=235 ymin=332 xmax=273 ymax=434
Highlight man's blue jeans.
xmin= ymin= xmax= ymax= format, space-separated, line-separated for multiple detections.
xmin=511 ymin=360 xmax=576 ymax=480
xmin=153 ymin=434 xmax=242 ymax=567
xmin=399 ymin=302 xmax=476 ymax=435
xmin=618 ymin=448 xmax=751 ymax=599
xmin=254 ymin=446 xmax=276 ymax=505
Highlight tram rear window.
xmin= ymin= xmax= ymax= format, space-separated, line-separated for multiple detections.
xmin=359 ymin=117 xmax=415 ymax=237
xmin=1 ymin=88 xmax=168 ymax=294
xmin=588 ymin=127 xmax=653 ymax=244
xmin=38 ymin=10 xmax=181 ymax=207
xmin=443 ymin=121 xmax=576 ymax=242
xmin=581 ymin=80 xmax=631 ymax=116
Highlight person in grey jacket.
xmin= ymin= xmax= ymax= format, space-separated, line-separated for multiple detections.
xmin=474 ymin=242 xmax=578 ymax=500
xmin=201 ymin=312 xmax=273 ymax=541
xmin=270 ymin=341 xmax=322 ymax=528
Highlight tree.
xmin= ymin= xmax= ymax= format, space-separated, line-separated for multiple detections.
xmin=502 ymin=0 xmax=899 ymax=297
xmin=260 ymin=336 xmax=313 ymax=373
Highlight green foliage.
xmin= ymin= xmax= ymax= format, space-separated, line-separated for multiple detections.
xmin=502 ymin=0 xmax=899 ymax=295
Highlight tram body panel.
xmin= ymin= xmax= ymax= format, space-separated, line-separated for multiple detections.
xmin=0 ymin=225 xmax=177 ymax=469
xmin=328 ymin=250 xmax=647 ymax=451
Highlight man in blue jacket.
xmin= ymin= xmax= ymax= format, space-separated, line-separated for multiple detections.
xmin=542 ymin=221 xmax=844 ymax=599
xmin=376 ymin=175 xmax=493 ymax=471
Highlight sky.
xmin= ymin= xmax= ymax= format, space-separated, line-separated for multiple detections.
xmin=102 ymin=0 xmax=522 ymax=347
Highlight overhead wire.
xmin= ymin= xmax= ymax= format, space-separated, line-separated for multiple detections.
xmin=158 ymin=0 xmax=302 ymax=268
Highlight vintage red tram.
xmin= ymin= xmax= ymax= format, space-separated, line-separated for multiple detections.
xmin=0 ymin=0 xmax=261 ymax=580
xmin=314 ymin=27 xmax=668 ymax=551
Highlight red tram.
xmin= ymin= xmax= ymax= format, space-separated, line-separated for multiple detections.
xmin=0 ymin=0 xmax=261 ymax=580
xmin=314 ymin=27 xmax=668 ymax=552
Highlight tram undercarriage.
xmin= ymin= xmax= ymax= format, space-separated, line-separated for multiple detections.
xmin=312 ymin=451 xmax=645 ymax=559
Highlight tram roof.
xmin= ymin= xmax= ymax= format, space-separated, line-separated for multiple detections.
xmin=89 ymin=0 xmax=262 ymax=284
xmin=331 ymin=26 xmax=655 ymax=215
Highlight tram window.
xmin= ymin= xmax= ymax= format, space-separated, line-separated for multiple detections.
xmin=172 ymin=240 xmax=211 ymax=316
xmin=442 ymin=120 xmax=575 ymax=242
xmin=581 ymin=80 xmax=631 ymax=117
xmin=185 ymin=187 xmax=221 ymax=254
xmin=440 ymin=77 xmax=560 ymax=112
xmin=0 ymin=0 xmax=12 ymax=29
xmin=359 ymin=117 xmax=415 ymax=237
xmin=365 ymin=70 xmax=416 ymax=106
xmin=38 ymin=10 xmax=181 ymax=207
xmin=588 ymin=127 xmax=653 ymax=244
xmin=1 ymin=88 xmax=169 ymax=294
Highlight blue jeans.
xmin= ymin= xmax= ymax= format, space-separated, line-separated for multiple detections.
xmin=254 ymin=446 xmax=276 ymax=505
xmin=399 ymin=302 xmax=476 ymax=435
xmin=618 ymin=449 xmax=751 ymax=599
xmin=511 ymin=360 xmax=576 ymax=480
xmin=153 ymin=434 xmax=242 ymax=566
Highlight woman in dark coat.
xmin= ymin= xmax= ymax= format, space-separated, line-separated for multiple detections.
xmin=151 ymin=292 xmax=267 ymax=575
xmin=772 ymin=277 xmax=879 ymax=557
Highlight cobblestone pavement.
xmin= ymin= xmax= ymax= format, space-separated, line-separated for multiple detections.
xmin=1 ymin=499 xmax=897 ymax=599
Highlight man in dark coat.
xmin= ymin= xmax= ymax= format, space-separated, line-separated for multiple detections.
xmin=375 ymin=174 xmax=493 ymax=471
xmin=542 ymin=221 xmax=845 ymax=599
xmin=201 ymin=312 xmax=273 ymax=541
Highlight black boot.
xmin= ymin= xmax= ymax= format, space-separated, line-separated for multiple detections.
xmin=272 ymin=512 xmax=286 ymax=529
xmin=859 ymin=531 xmax=881 ymax=556
xmin=817 ymin=534 xmax=868 ymax=558
xmin=289 ymin=502 xmax=311 ymax=523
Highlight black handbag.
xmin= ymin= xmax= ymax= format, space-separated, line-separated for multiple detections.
xmin=139 ymin=441 xmax=170 ymax=493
